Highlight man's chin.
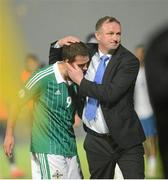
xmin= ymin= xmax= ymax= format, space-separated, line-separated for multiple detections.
xmin=108 ymin=48 xmax=117 ymax=54
xmin=111 ymin=44 xmax=119 ymax=49
xmin=108 ymin=45 xmax=119 ymax=53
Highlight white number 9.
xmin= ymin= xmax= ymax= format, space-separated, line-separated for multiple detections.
xmin=66 ymin=96 xmax=72 ymax=108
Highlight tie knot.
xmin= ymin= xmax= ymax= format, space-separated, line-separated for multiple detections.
xmin=100 ymin=55 xmax=109 ymax=62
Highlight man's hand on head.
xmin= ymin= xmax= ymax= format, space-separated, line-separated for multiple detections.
xmin=57 ymin=36 xmax=80 ymax=47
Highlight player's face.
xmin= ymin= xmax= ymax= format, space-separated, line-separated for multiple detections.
xmin=71 ymin=55 xmax=89 ymax=72
xmin=26 ymin=58 xmax=39 ymax=72
xmin=95 ymin=21 xmax=121 ymax=53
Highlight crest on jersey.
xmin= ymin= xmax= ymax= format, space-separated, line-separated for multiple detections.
xmin=52 ymin=169 xmax=63 ymax=179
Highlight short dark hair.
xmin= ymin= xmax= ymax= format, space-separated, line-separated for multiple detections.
xmin=95 ymin=16 xmax=120 ymax=31
xmin=135 ymin=44 xmax=145 ymax=50
xmin=26 ymin=54 xmax=39 ymax=62
xmin=62 ymin=42 xmax=89 ymax=62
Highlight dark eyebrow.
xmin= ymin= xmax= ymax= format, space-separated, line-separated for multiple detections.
xmin=107 ymin=32 xmax=121 ymax=35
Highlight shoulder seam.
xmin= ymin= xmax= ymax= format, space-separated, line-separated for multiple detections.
xmin=25 ymin=67 xmax=54 ymax=90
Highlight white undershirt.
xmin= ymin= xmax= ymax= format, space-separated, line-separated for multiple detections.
xmin=82 ymin=50 xmax=111 ymax=133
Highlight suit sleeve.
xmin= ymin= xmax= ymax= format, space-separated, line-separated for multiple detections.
xmin=49 ymin=41 xmax=62 ymax=65
xmin=79 ymin=57 xmax=139 ymax=105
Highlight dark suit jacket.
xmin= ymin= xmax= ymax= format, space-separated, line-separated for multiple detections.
xmin=49 ymin=43 xmax=146 ymax=149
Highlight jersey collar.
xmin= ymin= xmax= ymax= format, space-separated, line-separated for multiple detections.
xmin=53 ymin=62 xmax=72 ymax=85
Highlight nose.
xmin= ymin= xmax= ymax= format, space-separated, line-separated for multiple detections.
xmin=83 ymin=64 xmax=88 ymax=71
xmin=112 ymin=34 xmax=118 ymax=41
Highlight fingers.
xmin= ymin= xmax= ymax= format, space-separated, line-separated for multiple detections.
xmin=6 ymin=146 xmax=13 ymax=157
xmin=4 ymin=144 xmax=13 ymax=157
xmin=73 ymin=63 xmax=80 ymax=70
xmin=58 ymin=36 xmax=80 ymax=46
xmin=66 ymin=36 xmax=80 ymax=43
xmin=3 ymin=137 xmax=14 ymax=157
xmin=66 ymin=62 xmax=83 ymax=85
xmin=66 ymin=63 xmax=79 ymax=71
xmin=66 ymin=62 xmax=74 ymax=71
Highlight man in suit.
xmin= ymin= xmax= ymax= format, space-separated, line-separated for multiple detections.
xmin=145 ymin=26 xmax=168 ymax=178
xmin=49 ymin=16 xmax=145 ymax=179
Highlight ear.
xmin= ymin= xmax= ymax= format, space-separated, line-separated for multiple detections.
xmin=65 ymin=59 xmax=69 ymax=63
xmin=95 ymin=31 xmax=100 ymax=41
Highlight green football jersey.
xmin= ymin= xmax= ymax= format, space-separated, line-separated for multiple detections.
xmin=18 ymin=62 xmax=78 ymax=156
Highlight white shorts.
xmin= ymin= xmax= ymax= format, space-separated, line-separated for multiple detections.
xmin=31 ymin=153 xmax=83 ymax=179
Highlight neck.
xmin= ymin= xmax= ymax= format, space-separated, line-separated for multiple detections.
xmin=98 ymin=45 xmax=108 ymax=54
xmin=98 ymin=45 xmax=116 ymax=55
xmin=57 ymin=62 xmax=69 ymax=81
xmin=140 ymin=61 xmax=144 ymax=67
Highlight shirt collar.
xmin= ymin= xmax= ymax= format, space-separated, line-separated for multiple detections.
xmin=53 ymin=61 xmax=72 ymax=85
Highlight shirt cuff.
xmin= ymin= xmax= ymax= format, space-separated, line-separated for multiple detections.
xmin=53 ymin=42 xmax=60 ymax=48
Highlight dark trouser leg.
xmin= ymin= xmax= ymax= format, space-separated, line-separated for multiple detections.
xmin=158 ymin=127 xmax=168 ymax=178
xmin=118 ymin=144 xmax=145 ymax=179
xmin=84 ymin=133 xmax=120 ymax=179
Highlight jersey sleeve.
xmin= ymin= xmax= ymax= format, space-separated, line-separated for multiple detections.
xmin=18 ymin=71 xmax=42 ymax=107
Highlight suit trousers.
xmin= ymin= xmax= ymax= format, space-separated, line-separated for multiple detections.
xmin=84 ymin=132 xmax=145 ymax=179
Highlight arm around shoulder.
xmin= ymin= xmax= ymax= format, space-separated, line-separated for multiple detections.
xmin=49 ymin=41 xmax=62 ymax=65
xmin=79 ymin=56 xmax=139 ymax=104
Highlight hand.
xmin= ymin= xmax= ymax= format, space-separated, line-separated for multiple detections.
xmin=66 ymin=63 xmax=84 ymax=85
xmin=57 ymin=36 xmax=80 ymax=47
xmin=73 ymin=113 xmax=81 ymax=127
xmin=3 ymin=135 xmax=14 ymax=158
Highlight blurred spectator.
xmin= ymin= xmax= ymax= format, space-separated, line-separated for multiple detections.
xmin=145 ymin=26 xmax=168 ymax=178
xmin=20 ymin=54 xmax=41 ymax=127
xmin=0 ymin=98 xmax=25 ymax=179
xmin=85 ymin=33 xmax=97 ymax=43
xmin=134 ymin=45 xmax=157 ymax=177
xmin=21 ymin=54 xmax=40 ymax=84
xmin=0 ymin=54 xmax=40 ymax=178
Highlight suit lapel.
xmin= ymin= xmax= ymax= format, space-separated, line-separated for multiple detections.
xmin=87 ymin=44 xmax=125 ymax=82
xmin=103 ymin=45 xmax=123 ymax=82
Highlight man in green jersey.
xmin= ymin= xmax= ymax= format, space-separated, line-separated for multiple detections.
xmin=3 ymin=42 xmax=89 ymax=179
